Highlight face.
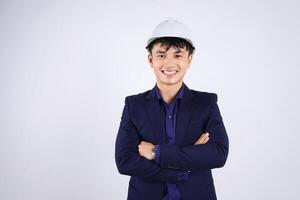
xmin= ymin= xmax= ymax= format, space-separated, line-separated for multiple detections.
xmin=148 ymin=43 xmax=193 ymax=87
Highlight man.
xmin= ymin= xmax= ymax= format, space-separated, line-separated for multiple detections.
xmin=115 ymin=18 xmax=229 ymax=200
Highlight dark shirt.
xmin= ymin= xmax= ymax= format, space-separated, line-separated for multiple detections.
xmin=153 ymin=82 xmax=189 ymax=200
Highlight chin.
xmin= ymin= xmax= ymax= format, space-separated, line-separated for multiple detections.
xmin=161 ymin=79 xmax=181 ymax=86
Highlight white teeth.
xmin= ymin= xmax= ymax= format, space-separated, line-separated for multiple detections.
xmin=162 ymin=70 xmax=177 ymax=75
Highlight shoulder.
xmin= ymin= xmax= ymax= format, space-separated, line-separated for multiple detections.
xmin=124 ymin=87 xmax=219 ymax=105
xmin=123 ymin=89 xmax=151 ymax=104
xmin=190 ymin=89 xmax=218 ymax=104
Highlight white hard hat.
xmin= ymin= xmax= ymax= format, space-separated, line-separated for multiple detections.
xmin=146 ymin=18 xmax=194 ymax=48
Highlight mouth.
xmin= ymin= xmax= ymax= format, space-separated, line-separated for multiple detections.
xmin=161 ymin=70 xmax=178 ymax=76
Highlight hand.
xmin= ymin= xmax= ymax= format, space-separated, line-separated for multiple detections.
xmin=194 ymin=132 xmax=210 ymax=145
xmin=138 ymin=141 xmax=155 ymax=160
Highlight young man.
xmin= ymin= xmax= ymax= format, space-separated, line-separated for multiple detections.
xmin=115 ymin=18 xmax=229 ymax=200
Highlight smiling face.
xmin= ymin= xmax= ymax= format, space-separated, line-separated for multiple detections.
xmin=148 ymin=43 xmax=193 ymax=88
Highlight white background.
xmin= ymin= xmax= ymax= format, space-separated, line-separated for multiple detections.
xmin=1 ymin=0 xmax=299 ymax=199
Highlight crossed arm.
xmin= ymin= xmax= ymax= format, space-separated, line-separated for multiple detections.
xmin=115 ymin=95 xmax=229 ymax=182
xmin=139 ymin=95 xmax=229 ymax=171
xmin=115 ymin=97 xmax=187 ymax=182
xmin=138 ymin=132 xmax=210 ymax=160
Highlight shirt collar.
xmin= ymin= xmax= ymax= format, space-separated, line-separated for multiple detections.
xmin=154 ymin=82 xmax=185 ymax=102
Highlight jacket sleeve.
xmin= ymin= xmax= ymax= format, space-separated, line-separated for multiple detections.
xmin=158 ymin=94 xmax=229 ymax=171
xmin=115 ymin=97 xmax=187 ymax=182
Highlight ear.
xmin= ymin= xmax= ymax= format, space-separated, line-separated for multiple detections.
xmin=187 ymin=54 xmax=193 ymax=68
xmin=188 ymin=54 xmax=193 ymax=63
xmin=148 ymin=54 xmax=153 ymax=68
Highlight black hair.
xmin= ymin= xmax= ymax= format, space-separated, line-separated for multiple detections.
xmin=145 ymin=37 xmax=195 ymax=55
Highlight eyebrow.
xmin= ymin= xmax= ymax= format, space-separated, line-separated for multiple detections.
xmin=155 ymin=50 xmax=166 ymax=54
xmin=174 ymin=49 xmax=183 ymax=53
xmin=155 ymin=49 xmax=183 ymax=54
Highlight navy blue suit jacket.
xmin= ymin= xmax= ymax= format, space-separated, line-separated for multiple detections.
xmin=115 ymin=83 xmax=229 ymax=200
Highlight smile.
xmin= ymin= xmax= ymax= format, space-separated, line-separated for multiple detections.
xmin=161 ymin=70 xmax=178 ymax=76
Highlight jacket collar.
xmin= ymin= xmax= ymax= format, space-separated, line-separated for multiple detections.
xmin=144 ymin=81 xmax=196 ymax=144
xmin=146 ymin=82 xmax=193 ymax=101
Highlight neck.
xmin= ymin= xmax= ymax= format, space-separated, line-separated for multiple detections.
xmin=156 ymin=81 xmax=183 ymax=104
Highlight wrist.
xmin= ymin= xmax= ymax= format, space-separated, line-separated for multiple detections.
xmin=151 ymin=145 xmax=157 ymax=160
xmin=178 ymin=170 xmax=190 ymax=181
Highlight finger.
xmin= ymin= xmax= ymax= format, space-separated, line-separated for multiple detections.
xmin=201 ymin=133 xmax=209 ymax=141
xmin=195 ymin=132 xmax=209 ymax=145
xmin=197 ymin=133 xmax=205 ymax=142
xmin=203 ymin=136 xmax=209 ymax=144
xmin=198 ymin=133 xmax=209 ymax=144
xmin=195 ymin=134 xmax=205 ymax=144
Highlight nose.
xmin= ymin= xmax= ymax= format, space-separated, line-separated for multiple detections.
xmin=163 ymin=55 xmax=176 ymax=66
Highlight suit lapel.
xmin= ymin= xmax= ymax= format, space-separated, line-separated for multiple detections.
xmin=145 ymin=99 xmax=166 ymax=143
xmin=145 ymin=83 xmax=195 ymax=145
xmin=175 ymin=97 xmax=195 ymax=145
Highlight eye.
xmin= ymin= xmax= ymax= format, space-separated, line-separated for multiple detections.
xmin=157 ymin=54 xmax=164 ymax=58
xmin=175 ymin=55 xmax=182 ymax=58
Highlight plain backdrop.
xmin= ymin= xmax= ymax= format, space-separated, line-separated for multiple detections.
xmin=1 ymin=0 xmax=299 ymax=199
